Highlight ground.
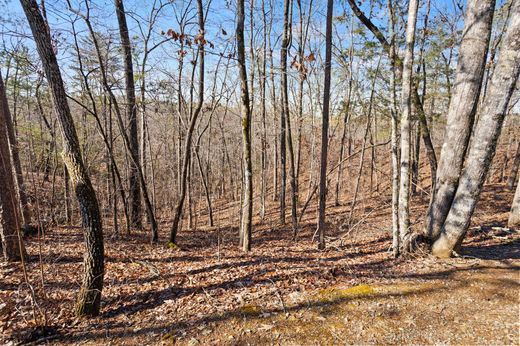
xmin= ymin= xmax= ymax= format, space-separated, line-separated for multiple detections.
xmin=1 ymin=183 xmax=519 ymax=345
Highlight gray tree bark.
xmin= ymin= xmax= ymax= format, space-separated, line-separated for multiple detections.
xmin=427 ymin=0 xmax=495 ymax=240
xmin=388 ymin=0 xmax=400 ymax=257
xmin=432 ymin=0 xmax=520 ymax=257
xmin=398 ymin=0 xmax=419 ymax=250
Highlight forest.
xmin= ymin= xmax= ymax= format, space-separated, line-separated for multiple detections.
xmin=0 ymin=0 xmax=519 ymax=344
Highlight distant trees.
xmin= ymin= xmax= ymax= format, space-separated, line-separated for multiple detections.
xmin=20 ymin=0 xmax=104 ymax=316
xmin=5 ymin=0 xmax=516 ymax=286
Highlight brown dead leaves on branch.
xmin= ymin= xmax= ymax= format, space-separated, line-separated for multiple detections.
xmin=290 ymin=52 xmax=316 ymax=80
xmin=161 ymin=28 xmax=215 ymax=59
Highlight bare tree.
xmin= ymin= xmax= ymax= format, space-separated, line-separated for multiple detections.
xmin=317 ymin=0 xmax=333 ymax=250
xmin=237 ymin=0 xmax=253 ymax=251
xmin=20 ymin=0 xmax=104 ymax=316
xmin=0 ymin=72 xmax=26 ymax=262
xmin=398 ymin=0 xmax=419 ymax=251
xmin=388 ymin=0 xmax=400 ymax=257
xmin=169 ymin=0 xmax=206 ymax=245
xmin=114 ymin=0 xmax=142 ymax=229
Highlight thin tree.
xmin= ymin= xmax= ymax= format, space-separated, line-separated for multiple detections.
xmin=398 ymin=0 xmax=419 ymax=251
xmin=507 ymin=142 xmax=520 ymax=190
xmin=20 ymin=0 xmax=104 ymax=316
xmin=169 ymin=0 xmax=206 ymax=245
xmin=0 ymin=72 xmax=26 ymax=262
xmin=346 ymin=0 xmax=438 ymax=188
xmin=388 ymin=0 xmax=400 ymax=257
xmin=114 ymin=0 xmax=142 ymax=229
xmin=317 ymin=0 xmax=333 ymax=250
xmin=279 ymin=0 xmax=291 ymax=224
xmin=508 ymin=173 xmax=520 ymax=228
xmin=237 ymin=0 xmax=253 ymax=251
xmin=3 ymin=79 xmax=31 ymax=227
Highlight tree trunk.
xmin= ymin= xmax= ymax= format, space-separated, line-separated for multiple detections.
xmin=427 ymin=0 xmax=495 ymax=240
xmin=20 ymin=0 xmax=104 ymax=316
xmin=346 ymin=0 xmax=437 ymax=189
xmin=317 ymin=0 xmax=333 ymax=250
xmin=432 ymin=1 xmax=520 ymax=257
xmin=0 ymin=72 xmax=26 ymax=262
xmin=3 ymin=85 xmax=31 ymax=226
xmin=508 ymin=173 xmax=520 ymax=228
xmin=388 ymin=0 xmax=400 ymax=257
xmin=237 ymin=0 xmax=253 ymax=252
xmin=398 ymin=0 xmax=419 ymax=251
xmin=279 ymin=0 xmax=291 ymax=225
xmin=114 ymin=0 xmax=142 ymax=230
xmin=506 ymin=142 xmax=520 ymax=190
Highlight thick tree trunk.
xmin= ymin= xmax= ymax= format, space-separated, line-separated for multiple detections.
xmin=317 ymin=0 xmax=333 ymax=250
xmin=0 ymin=72 xmax=26 ymax=262
xmin=432 ymin=1 xmax=520 ymax=257
xmin=114 ymin=0 xmax=142 ymax=230
xmin=398 ymin=0 xmax=419 ymax=251
xmin=20 ymin=0 xmax=104 ymax=316
xmin=237 ymin=0 xmax=253 ymax=252
xmin=427 ymin=0 xmax=495 ymax=240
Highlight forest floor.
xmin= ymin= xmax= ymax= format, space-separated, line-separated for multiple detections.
xmin=1 ymin=183 xmax=519 ymax=345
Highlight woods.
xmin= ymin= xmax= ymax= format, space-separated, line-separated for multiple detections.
xmin=1 ymin=0 xmax=519 ymax=344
